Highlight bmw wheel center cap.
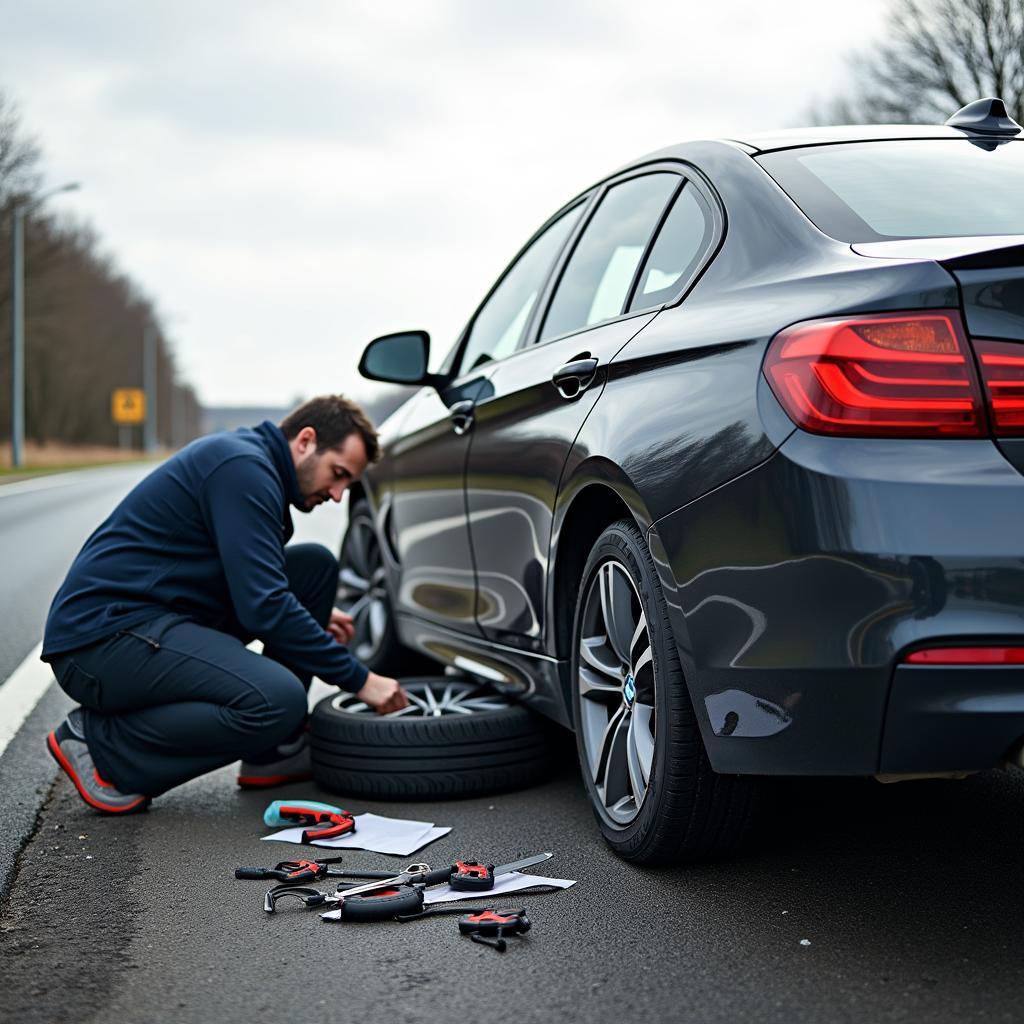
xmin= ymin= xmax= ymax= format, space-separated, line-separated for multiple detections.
xmin=623 ymin=674 xmax=636 ymax=707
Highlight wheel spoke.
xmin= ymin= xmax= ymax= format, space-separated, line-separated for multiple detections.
xmin=338 ymin=567 xmax=369 ymax=593
xmin=633 ymin=643 xmax=653 ymax=678
xmin=388 ymin=703 xmax=421 ymax=717
xmin=405 ymin=691 xmax=430 ymax=713
xmin=595 ymin=706 xmax=630 ymax=807
xmin=631 ymin=704 xmax=655 ymax=781
xmin=599 ymin=563 xmax=636 ymax=665
xmin=424 ymin=686 xmax=441 ymax=716
xmin=458 ymin=698 xmax=510 ymax=711
xmin=578 ymin=666 xmax=622 ymax=703
xmin=580 ymin=635 xmax=621 ymax=680
xmin=626 ymin=730 xmax=645 ymax=806
xmin=368 ymin=600 xmax=387 ymax=644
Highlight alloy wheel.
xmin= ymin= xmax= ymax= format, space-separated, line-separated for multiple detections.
xmin=330 ymin=679 xmax=511 ymax=718
xmin=577 ymin=559 xmax=656 ymax=826
xmin=336 ymin=512 xmax=390 ymax=663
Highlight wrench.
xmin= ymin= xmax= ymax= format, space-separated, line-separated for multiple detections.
xmin=334 ymin=862 xmax=448 ymax=900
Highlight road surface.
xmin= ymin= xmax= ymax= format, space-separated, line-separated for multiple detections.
xmin=1 ymin=466 xmax=1022 ymax=1024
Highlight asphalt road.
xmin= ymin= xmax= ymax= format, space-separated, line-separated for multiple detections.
xmin=0 ymin=466 xmax=151 ymax=683
xmin=3 ymin=468 xmax=1024 ymax=1024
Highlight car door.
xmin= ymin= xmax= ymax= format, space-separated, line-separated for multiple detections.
xmin=385 ymin=199 xmax=587 ymax=634
xmin=465 ymin=168 xmax=719 ymax=649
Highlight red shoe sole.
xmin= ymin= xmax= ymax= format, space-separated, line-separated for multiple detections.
xmin=46 ymin=731 xmax=149 ymax=815
xmin=237 ymin=771 xmax=314 ymax=789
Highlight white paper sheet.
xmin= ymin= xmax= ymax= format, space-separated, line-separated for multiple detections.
xmin=422 ymin=872 xmax=575 ymax=904
xmin=318 ymin=872 xmax=576 ymax=920
xmin=262 ymin=812 xmax=451 ymax=857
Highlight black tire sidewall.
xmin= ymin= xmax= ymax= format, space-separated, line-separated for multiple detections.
xmin=570 ymin=519 xmax=689 ymax=860
xmin=310 ymin=678 xmax=555 ymax=800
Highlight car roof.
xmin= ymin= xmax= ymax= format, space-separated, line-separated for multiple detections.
xmin=725 ymin=123 xmax=984 ymax=153
xmin=610 ymin=125 xmax=990 ymax=179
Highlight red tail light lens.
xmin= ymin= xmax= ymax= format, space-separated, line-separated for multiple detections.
xmin=763 ymin=311 xmax=987 ymax=438
xmin=904 ymin=646 xmax=1024 ymax=664
xmin=973 ymin=337 xmax=1024 ymax=436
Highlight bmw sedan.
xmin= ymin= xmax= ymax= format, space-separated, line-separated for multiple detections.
xmin=336 ymin=98 xmax=1024 ymax=864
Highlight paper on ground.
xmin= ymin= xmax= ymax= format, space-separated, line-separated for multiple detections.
xmin=319 ymin=872 xmax=576 ymax=920
xmin=423 ymin=872 xmax=575 ymax=904
xmin=262 ymin=812 xmax=451 ymax=857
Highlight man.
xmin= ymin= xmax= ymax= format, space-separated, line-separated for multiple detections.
xmin=42 ymin=394 xmax=408 ymax=814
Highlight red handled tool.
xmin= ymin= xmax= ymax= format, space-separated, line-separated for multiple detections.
xmin=235 ymin=856 xmax=346 ymax=884
xmin=458 ymin=907 xmax=531 ymax=951
xmin=449 ymin=860 xmax=496 ymax=891
xmin=277 ymin=804 xmax=356 ymax=842
xmin=450 ymin=852 xmax=552 ymax=890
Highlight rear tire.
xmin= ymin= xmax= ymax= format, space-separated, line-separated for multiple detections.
xmin=310 ymin=677 xmax=557 ymax=800
xmin=571 ymin=519 xmax=759 ymax=864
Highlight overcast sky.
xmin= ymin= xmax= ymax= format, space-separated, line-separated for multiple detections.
xmin=1 ymin=0 xmax=891 ymax=407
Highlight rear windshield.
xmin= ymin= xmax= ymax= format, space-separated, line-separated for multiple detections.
xmin=758 ymin=139 xmax=1024 ymax=242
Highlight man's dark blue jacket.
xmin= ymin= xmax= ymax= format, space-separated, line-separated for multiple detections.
xmin=42 ymin=421 xmax=369 ymax=692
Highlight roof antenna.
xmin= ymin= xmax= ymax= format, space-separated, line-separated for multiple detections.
xmin=945 ymin=97 xmax=1022 ymax=137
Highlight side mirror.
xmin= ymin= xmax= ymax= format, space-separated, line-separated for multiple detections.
xmin=359 ymin=330 xmax=436 ymax=385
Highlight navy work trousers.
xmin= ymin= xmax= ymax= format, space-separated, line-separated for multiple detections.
xmin=50 ymin=543 xmax=340 ymax=797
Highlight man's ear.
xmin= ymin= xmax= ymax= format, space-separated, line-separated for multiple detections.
xmin=296 ymin=426 xmax=318 ymax=454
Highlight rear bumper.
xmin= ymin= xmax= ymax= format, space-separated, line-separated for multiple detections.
xmin=882 ymin=665 xmax=1024 ymax=773
xmin=650 ymin=429 xmax=1024 ymax=776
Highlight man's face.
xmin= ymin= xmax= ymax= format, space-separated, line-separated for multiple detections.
xmin=292 ymin=429 xmax=369 ymax=512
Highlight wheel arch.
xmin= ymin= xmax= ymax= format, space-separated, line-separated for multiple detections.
xmin=548 ymin=458 xmax=654 ymax=665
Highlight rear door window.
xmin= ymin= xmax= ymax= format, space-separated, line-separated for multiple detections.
xmin=628 ymin=183 xmax=714 ymax=311
xmin=538 ymin=173 xmax=679 ymax=343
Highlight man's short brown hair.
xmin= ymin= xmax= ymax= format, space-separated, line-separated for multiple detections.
xmin=279 ymin=395 xmax=380 ymax=463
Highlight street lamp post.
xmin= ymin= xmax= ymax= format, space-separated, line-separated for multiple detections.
xmin=9 ymin=182 xmax=79 ymax=468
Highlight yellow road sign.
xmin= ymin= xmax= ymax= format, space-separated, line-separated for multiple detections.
xmin=112 ymin=388 xmax=146 ymax=425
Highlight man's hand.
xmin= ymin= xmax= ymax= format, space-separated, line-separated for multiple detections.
xmin=355 ymin=672 xmax=409 ymax=715
xmin=327 ymin=607 xmax=356 ymax=644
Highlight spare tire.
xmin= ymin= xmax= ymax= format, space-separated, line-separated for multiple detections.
xmin=310 ymin=677 xmax=558 ymax=800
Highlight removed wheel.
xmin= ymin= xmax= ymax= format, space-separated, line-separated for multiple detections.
xmin=572 ymin=519 xmax=759 ymax=864
xmin=336 ymin=497 xmax=418 ymax=674
xmin=310 ymin=677 xmax=557 ymax=799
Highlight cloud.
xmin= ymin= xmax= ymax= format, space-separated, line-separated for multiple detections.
xmin=0 ymin=0 xmax=892 ymax=405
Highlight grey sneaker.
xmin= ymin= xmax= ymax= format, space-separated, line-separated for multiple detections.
xmin=238 ymin=731 xmax=312 ymax=788
xmin=46 ymin=708 xmax=149 ymax=814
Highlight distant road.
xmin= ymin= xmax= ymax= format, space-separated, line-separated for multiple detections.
xmin=0 ymin=465 xmax=151 ymax=685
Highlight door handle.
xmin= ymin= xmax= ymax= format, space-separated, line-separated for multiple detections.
xmin=449 ymin=399 xmax=475 ymax=435
xmin=552 ymin=357 xmax=599 ymax=400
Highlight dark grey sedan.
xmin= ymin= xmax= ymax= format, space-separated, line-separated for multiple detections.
xmin=336 ymin=98 xmax=1024 ymax=864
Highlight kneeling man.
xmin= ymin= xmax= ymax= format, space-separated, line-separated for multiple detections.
xmin=42 ymin=394 xmax=407 ymax=813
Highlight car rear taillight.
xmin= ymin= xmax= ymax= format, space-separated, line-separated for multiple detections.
xmin=973 ymin=338 xmax=1024 ymax=436
xmin=763 ymin=311 xmax=987 ymax=438
xmin=904 ymin=646 xmax=1024 ymax=664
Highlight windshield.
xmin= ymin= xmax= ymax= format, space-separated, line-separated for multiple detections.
xmin=758 ymin=139 xmax=1024 ymax=242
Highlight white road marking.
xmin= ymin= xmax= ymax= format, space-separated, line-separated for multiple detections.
xmin=0 ymin=643 xmax=53 ymax=758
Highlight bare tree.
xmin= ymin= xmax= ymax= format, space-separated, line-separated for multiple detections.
xmin=811 ymin=0 xmax=1024 ymax=125
xmin=0 ymin=93 xmax=41 ymax=203
xmin=0 ymin=87 xmax=203 ymax=453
